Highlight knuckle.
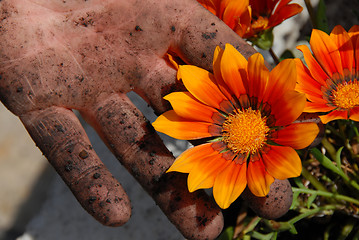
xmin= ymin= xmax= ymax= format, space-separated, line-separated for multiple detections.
xmin=22 ymin=107 xmax=102 ymax=184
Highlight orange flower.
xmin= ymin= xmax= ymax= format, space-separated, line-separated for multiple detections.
xmin=295 ymin=25 xmax=359 ymax=124
xmin=153 ymin=44 xmax=319 ymax=209
xmin=197 ymin=0 xmax=303 ymax=38
xmin=248 ymin=0 xmax=303 ymax=38
xmin=197 ymin=0 xmax=251 ymax=37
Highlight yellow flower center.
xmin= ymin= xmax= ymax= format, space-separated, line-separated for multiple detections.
xmin=251 ymin=16 xmax=269 ymax=30
xmin=222 ymin=108 xmax=270 ymax=155
xmin=333 ymin=81 xmax=359 ymax=109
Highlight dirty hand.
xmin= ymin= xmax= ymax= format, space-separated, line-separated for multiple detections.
xmin=0 ymin=0 xmax=258 ymax=239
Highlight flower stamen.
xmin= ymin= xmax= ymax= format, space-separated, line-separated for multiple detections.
xmin=251 ymin=16 xmax=269 ymax=31
xmin=332 ymin=80 xmax=359 ymax=109
xmin=222 ymin=108 xmax=270 ymax=155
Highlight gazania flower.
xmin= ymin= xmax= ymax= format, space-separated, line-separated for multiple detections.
xmin=197 ymin=0 xmax=303 ymax=39
xmin=247 ymin=0 xmax=303 ymax=38
xmin=197 ymin=0 xmax=251 ymax=37
xmin=295 ymin=25 xmax=359 ymax=124
xmin=153 ymin=44 xmax=319 ymax=209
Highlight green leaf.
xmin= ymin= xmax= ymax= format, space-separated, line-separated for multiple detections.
xmin=217 ymin=226 xmax=234 ymax=240
xmin=335 ymin=146 xmax=344 ymax=170
xmin=288 ymin=223 xmax=298 ymax=235
xmin=250 ymin=231 xmax=276 ymax=240
xmin=290 ymin=191 xmax=300 ymax=209
xmin=207 ymin=137 xmax=223 ymax=143
xmin=293 ymin=177 xmax=306 ymax=189
xmin=338 ymin=219 xmax=356 ymax=240
xmin=249 ymin=29 xmax=274 ymax=50
xmin=307 ymin=193 xmax=317 ymax=208
xmin=315 ymin=0 xmax=329 ymax=33
xmin=279 ymin=50 xmax=295 ymax=61
xmin=311 ymin=148 xmax=346 ymax=178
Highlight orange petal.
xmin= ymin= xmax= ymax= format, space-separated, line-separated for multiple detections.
xmin=213 ymin=45 xmax=223 ymax=81
xmin=178 ymin=65 xmax=227 ymax=109
xmin=213 ymin=162 xmax=247 ymax=209
xmin=319 ymin=110 xmax=348 ymax=124
xmin=262 ymin=145 xmax=302 ymax=180
xmin=349 ymin=25 xmax=359 ymax=73
xmin=349 ymin=25 xmax=359 ymax=37
xmin=188 ymin=154 xmax=231 ymax=192
xmin=164 ymin=92 xmax=217 ymax=123
xmin=274 ymin=122 xmax=319 ymax=149
xmin=349 ymin=25 xmax=359 ymax=50
xmin=350 ymin=107 xmax=359 ymax=122
xmin=304 ymin=93 xmax=328 ymax=105
xmin=222 ymin=0 xmax=249 ymax=30
xmin=303 ymin=102 xmax=335 ymax=113
xmin=246 ymin=53 xmax=269 ymax=102
xmin=167 ymin=143 xmax=217 ymax=173
xmin=264 ymin=59 xmax=296 ymax=103
xmin=297 ymin=44 xmax=329 ymax=86
xmin=197 ymin=0 xmax=218 ymax=15
xmin=165 ymin=53 xmax=179 ymax=70
xmin=236 ymin=6 xmax=252 ymax=37
xmin=310 ymin=29 xmax=344 ymax=76
xmin=304 ymin=102 xmax=335 ymax=113
xmin=296 ymin=79 xmax=327 ymax=104
xmin=271 ymin=91 xmax=306 ymax=126
xmin=295 ymin=59 xmax=326 ymax=102
xmin=247 ymin=160 xmax=274 ymax=197
xmin=330 ymin=25 xmax=354 ymax=72
xmin=218 ymin=0 xmax=232 ymax=18
xmin=275 ymin=0 xmax=298 ymax=11
xmin=213 ymin=46 xmax=232 ymax=99
xmin=152 ymin=110 xmax=214 ymax=140
xmin=355 ymin=36 xmax=359 ymax=74
xmin=220 ymin=44 xmax=248 ymax=98
xmin=302 ymin=92 xmax=328 ymax=105
xmin=250 ymin=0 xmax=268 ymax=15
xmin=269 ymin=4 xmax=303 ymax=28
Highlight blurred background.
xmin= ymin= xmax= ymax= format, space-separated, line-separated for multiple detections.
xmin=0 ymin=0 xmax=357 ymax=239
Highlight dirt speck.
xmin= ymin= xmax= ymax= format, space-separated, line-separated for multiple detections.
xmin=79 ymin=150 xmax=89 ymax=159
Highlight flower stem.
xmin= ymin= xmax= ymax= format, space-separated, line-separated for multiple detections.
xmin=288 ymin=204 xmax=338 ymax=225
xmin=269 ymin=48 xmax=280 ymax=65
xmin=263 ymin=205 xmax=338 ymax=233
xmin=304 ymin=0 xmax=317 ymax=28
xmin=321 ymin=137 xmax=337 ymax=161
xmin=301 ymin=167 xmax=329 ymax=192
xmin=292 ymin=187 xmax=359 ymax=206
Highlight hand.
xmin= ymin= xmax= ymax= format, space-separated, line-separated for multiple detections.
xmin=0 ymin=0 xmax=257 ymax=239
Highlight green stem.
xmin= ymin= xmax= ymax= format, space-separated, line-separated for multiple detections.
xmin=338 ymin=120 xmax=348 ymax=140
xmin=263 ymin=205 xmax=338 ymax=234
xmin=304 ymin=0 xmax=317 ymax=28
xmin=321 ymin=137 xmax=337 ymax=161
xmin=243 ymin=217 xmax=261 ymax=235
xmin=345 ymin=178 xmax=359 ymax=192
xmin=301 ymin=167 xmax=329 ymax=192
xmin=311 ymin=148 xmax=359 ymax=192
xmin=269 ymin=48 xmax=280 ymax=65
xmin=292 ymin=187 xmax=359 ymax=206
xmin=248 ymin=231 xmax=275 ymax=240
xmin=349 ymin=120 xmax=359 ymax=137
xmin=326 ymin=124 xmax=345 ymax=141
xmin=288 ymin=205 xmax=338 ymax=225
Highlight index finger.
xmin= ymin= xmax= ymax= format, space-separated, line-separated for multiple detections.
xmin=171 ymin=0 xmax=258 ymax=71
xmin=20 ymin=107 xmax=131 ymax=226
